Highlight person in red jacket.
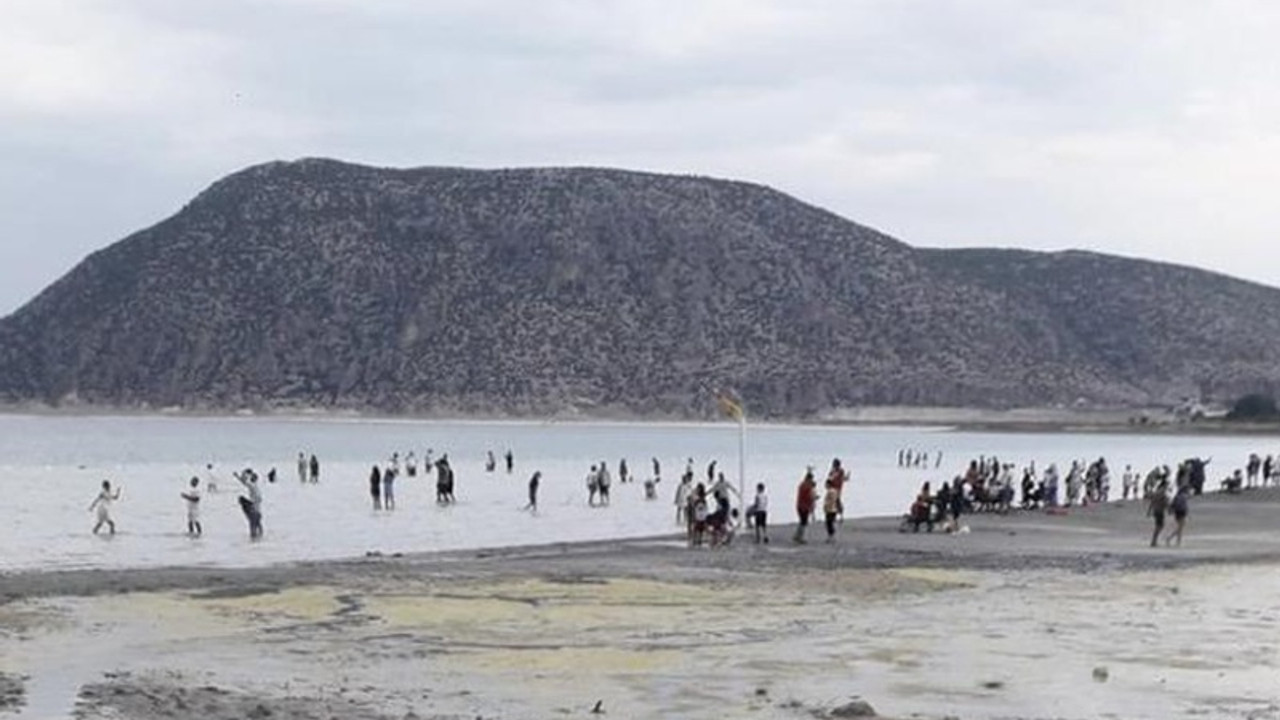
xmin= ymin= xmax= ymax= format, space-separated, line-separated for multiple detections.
xmin=794 ymin=468 xmax=818 ymax=544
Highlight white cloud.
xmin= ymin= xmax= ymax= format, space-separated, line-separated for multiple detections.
xmin=4 ymin=0 xmax=1280 ymax=313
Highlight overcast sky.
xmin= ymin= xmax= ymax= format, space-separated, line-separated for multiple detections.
xmin=3 ymin=0 xmax=1279 ymax=315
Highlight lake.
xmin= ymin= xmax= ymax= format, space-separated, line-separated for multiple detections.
xmin=0 ymin=413 xmax=1268 ymax=572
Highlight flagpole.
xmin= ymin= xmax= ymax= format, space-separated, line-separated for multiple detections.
xmin=738 ymin=409 xmax=746 ymax=508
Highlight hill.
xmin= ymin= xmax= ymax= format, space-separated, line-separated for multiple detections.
xmin=1 ymin=158 xmax=1278 ymax=417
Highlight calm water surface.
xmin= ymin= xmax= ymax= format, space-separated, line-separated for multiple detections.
xmin=0 ymin=414 xmax=1268 ymax=571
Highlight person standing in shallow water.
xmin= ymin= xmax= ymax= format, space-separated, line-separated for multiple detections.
xmin=382 ymin=465 xmax=397 ymax=510
xmin=234 ymin=469 xmax=264 ymax=540
xmin=309 ymin=454 xmax=320 ymax=484
xmin=369 ymin=465 xmax=382 ymax=510
xmin=524 ymin=471 xmax=541 ymax=512
xmin=181 ymin=477 xmax=202 ymax=537
xmin=89 ymin=480 xmax=122 ymax=535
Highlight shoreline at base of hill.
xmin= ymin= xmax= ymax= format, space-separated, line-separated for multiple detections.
xmin=0 ymin=402 xmax=1275 ymax=437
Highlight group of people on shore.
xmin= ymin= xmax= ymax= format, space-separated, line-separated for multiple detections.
xmin=899 ymin=451 xmax=1279 ymax=547
xmin=669 ymin=457 xmax=853 ymax=550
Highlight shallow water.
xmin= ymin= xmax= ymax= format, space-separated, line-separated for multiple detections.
xmin=0 ymin=413 xmax=1270 ymax=571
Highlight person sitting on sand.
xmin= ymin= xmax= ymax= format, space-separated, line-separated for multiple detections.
xmin=89 ymin=480 xmax=122 ymax=535
xmin=1221 ymin=469 xmax=1244 ymax=494
xmin=709 ymin=507 xmax=738 ymax=548
xmin=907 ymin=482 xmax=934 ymax=533
xmin=181 ymin=477 xmax=202 ymax=537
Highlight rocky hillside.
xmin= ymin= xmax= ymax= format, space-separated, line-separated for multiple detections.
xmin=2 ymin=158 xmax=1278 ymax=417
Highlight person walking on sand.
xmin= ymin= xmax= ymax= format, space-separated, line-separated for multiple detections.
xmin=234 ymin=468 xmax=264 ymax=540
xmin=524 ymin=471 xmax=541 ymax=512
xmin=1147 ymin=480 xmax=1169 ymax=548
xmin=826 ymin=458 xmax=849 ymax=522
xmin=822 ymin=480 xmax=840 ymax=543
xmin=794 ymin=469 xmax=817 ymax=544
xmin=369 ymin=465 xmax=382 ymax=510
xmin=89 ymin=480 xmax=122 ymax=535
xmin=1165 ymin=484 xmax=1190 ymax=547
xmin=181 ymin=477 xmax=203 ymax=537
xmin=749 ymin=482 xmax=769 ymax=544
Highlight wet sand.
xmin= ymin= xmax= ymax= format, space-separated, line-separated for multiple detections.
xmin=2 ymin=488 xmax=1279 ymax=719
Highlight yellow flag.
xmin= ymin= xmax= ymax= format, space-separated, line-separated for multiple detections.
xmin=716 ymin=391 xmax=744 ymax=421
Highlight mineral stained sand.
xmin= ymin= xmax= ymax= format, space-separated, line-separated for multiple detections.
xmin=5 ymin=522 xmax=1280 ymax=720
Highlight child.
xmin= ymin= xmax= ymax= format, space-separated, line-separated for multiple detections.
xmin=749 ymin=483 xmax=769 ymax=544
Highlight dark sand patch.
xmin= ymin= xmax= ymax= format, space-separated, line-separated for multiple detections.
xmin=73 ymin=672 xmax=407 ymax=720
xmin=0 ymin=673 xmax=25 ymax=714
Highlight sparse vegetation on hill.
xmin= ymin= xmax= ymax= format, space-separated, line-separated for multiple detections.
xmin=2 ymin=159 xmax=1279 ymax=417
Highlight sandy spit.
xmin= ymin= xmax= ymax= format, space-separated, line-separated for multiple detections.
xmin=4 ymin=489 xmax=1280 ymax=720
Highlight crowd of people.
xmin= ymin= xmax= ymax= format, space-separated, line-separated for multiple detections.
xmin=900 ymin=451 xmax=1278 ymax=547
xmin=84 ymin=442 xmax=1278 ymax=552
